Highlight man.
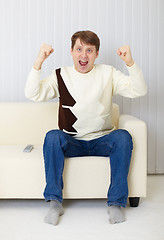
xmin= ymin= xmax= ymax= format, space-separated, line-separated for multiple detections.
xmin=25 ymin=30 xmax=147 ymax=225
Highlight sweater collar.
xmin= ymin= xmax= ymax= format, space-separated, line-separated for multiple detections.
xmin=72 ymin=65 xmax=96 ymax=77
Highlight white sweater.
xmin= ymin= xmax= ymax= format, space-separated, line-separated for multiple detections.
xmin=25 ymin=63 xmax=147 ymax=140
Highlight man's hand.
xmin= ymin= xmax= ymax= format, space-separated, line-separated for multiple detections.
xmin=117 ymin=45 xmax=134 ymax=67
xmin=33 ymin=43 xmax=54 ymax=70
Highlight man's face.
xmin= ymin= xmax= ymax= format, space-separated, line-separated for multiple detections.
xmin=71 ymin=38 xmax=99 ymax=74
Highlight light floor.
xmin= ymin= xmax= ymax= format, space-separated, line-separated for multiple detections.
xmin=0 ymin=175 xmax=164 ymax=240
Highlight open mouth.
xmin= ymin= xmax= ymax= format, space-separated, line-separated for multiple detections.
xmin=79 ymin=60 xmax=88 ymax=67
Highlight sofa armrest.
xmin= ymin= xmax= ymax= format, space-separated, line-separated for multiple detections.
xmin=119 ymin=115 xmax=147 ymax=197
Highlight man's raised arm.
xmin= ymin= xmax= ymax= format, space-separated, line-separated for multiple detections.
xmin=25 ymin=44 xmax=58 ymax=102
xmin=117 ymin=45 xmax=134 ymax=67
xmin=33 ymin=43 xmax=54 ymax=70
xmin=112 ymin=45 xmax=147 ymax=98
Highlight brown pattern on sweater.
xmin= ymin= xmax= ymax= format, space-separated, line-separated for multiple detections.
xmin=56 ymin=68 xmax=77 ymax=136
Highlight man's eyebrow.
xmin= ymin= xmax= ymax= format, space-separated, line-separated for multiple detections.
xmin=84 ymin=46 xmax=95 ymax=50
xmin=75 ymin=44 xmax=95 ymax=49
xmin=87 ymin=46 xmax=94 ymax=49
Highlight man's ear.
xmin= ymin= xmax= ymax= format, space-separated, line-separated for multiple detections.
xmin=70 ymin=48 xmax=73 ymax=56
xmin=96 ymin=51 xmax=99 ymax=58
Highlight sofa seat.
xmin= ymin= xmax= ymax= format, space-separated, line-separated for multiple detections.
xmin=0 ymin=145 xmax=111 ymax=199
xmin=0 ymin=145 xmax=44 ymax=198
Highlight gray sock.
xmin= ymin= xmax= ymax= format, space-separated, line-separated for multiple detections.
xmin=107 ymin=205 xmax=125 ymax=224
xmin=44 ymin=200 xmax=64 ymax=225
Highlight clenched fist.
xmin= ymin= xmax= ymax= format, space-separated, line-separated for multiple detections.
xmin=34 ymin=43 xmax=54 ymax=70
xmin=117 ymin=45 xmax=134 ymax=67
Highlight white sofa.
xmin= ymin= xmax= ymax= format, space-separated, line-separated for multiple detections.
xmin=0 ymin=102 xmax=147 ymax=206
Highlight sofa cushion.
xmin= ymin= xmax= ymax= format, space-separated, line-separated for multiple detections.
xmin=0 ymin=145 xmax=45 ymax=198
xmin=0 ymin=145 xmax=111 ymax=199
xmin=0 ymin=102 xmax=119 ymax=145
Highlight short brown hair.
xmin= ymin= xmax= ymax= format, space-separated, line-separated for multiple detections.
xmin=71 ymin=30 xmax=100 ymax=52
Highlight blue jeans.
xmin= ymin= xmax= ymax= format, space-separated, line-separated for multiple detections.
xmin=43 ymin=129 xmax=133 ymax=207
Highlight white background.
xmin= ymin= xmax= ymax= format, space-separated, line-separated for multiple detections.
xmin=0 ymin=0 xmax=164 ymax=174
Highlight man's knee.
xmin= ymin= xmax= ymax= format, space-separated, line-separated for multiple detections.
xmin=44 ymin=129 xmax=64 ymax=144
xmin=112 ymin=129 xmax=133 ymax=148
xmin=117 ymin=129 xmax=132 ymax=140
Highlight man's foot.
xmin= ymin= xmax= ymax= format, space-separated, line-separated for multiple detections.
xmin=44 ymin=200 xmax=64 ymax=225
xmin=107 ymin=205 xmax=125 ymax=224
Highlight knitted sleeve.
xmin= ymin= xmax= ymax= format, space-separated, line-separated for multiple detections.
xmin=112 ymin=62 xmax=147 ymax=98
xmin=25 ymin=68 xmax=59 ymax=101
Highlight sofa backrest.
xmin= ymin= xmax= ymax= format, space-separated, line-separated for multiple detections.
xmin=0 ymin=102 xmax=119 ymax=145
